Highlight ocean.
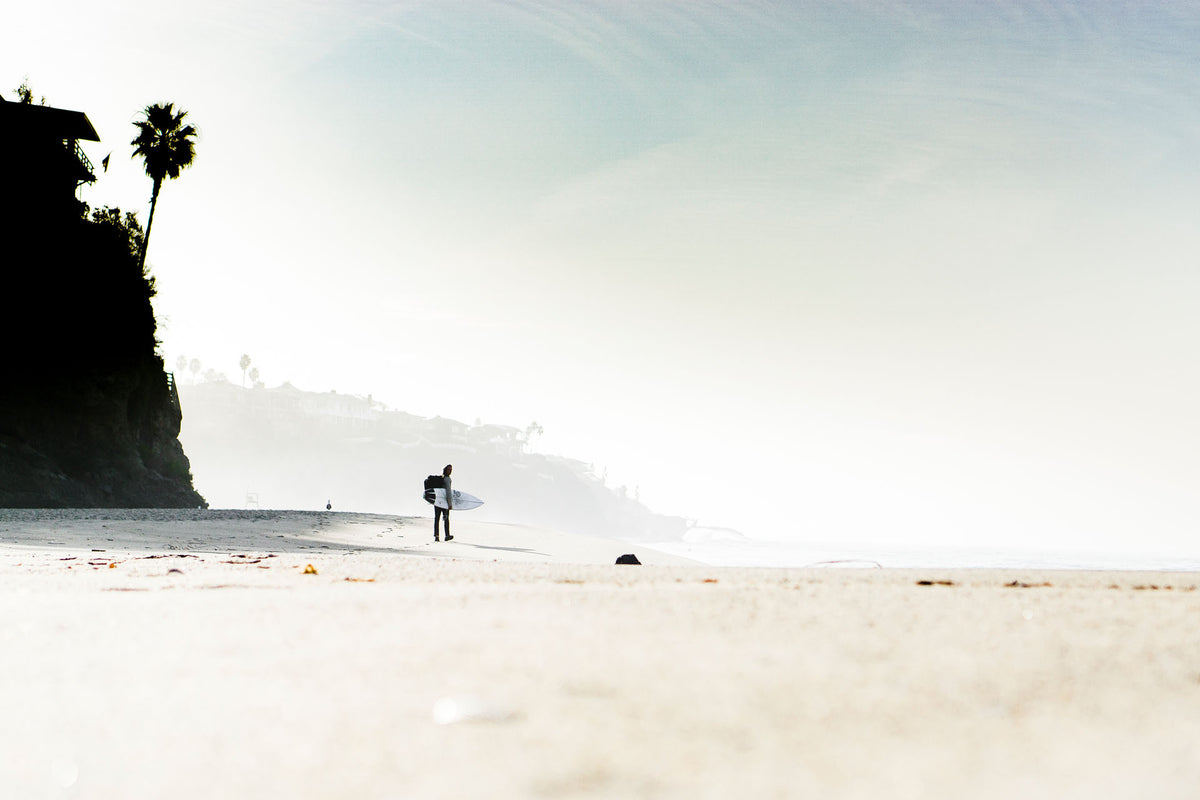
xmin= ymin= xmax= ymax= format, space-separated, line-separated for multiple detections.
xmin=645 ymin=539 xmax=1200 ymax=572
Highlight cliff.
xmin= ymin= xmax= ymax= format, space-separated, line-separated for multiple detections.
xmin=0 ymin=208 xmax=206 ymax=508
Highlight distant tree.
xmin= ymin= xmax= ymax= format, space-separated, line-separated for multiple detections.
xmin=239 ymin=354 xmax=251 ymax=387
xmin=130 ymin=103 xmax=198 ymax=277
xmin=523 ymin=421 xmax=544 ymax=449
xmin=249 ymin=366 xmax=260 ymax=387
xmin=175 ymin=355 xmax=187 ymax=377
xmin=189 ymin=358 xmax=201 ymax=383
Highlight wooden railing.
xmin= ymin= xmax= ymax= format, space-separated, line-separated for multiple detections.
xmin=66 ymin=138 xmax=94 ymax=182
xmin=166 ymin=372 xmax=181 ymax=412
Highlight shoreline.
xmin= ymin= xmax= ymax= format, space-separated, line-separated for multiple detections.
xmin=5 ymin=508 xmax=1199 ymax=573
xmin=0 ymin=508 xmax=699 ymax=566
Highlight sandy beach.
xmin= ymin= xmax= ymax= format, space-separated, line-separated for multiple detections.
xmin=2 ymin=509 xmax=1199 ymax=799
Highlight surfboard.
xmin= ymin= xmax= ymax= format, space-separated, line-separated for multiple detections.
xmin=428 ymin=487 xmax=484 ymax=511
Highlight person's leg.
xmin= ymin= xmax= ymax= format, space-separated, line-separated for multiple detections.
xmin=433 ymin=507 xmax=442 ymax=541
xmin=444 ymin=509 xmax=452 ymax=540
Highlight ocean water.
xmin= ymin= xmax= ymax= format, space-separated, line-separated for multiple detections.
xmin=646 ymin=539 xmax=1200 ymax=572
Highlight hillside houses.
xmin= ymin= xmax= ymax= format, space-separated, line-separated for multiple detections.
xmin=180 ymin=380 xmax=527 ymax=456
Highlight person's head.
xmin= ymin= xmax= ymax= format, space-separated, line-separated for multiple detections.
xmin=443 ymin=464 xmax=453 ymax=477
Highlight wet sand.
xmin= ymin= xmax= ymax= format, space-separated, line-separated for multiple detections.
xmin=1 ymin=510 xmax=1198 ymax=798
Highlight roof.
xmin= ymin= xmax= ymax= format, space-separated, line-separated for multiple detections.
xmin=0 ymin=98 xmax=100 ymax=141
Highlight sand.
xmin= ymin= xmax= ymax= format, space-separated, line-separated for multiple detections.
xmin=1 ymin=510 xmax=1198 ymax=799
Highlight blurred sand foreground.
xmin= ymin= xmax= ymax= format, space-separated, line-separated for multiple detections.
xmin=1 ymin=510 xmax=1198 ymax=799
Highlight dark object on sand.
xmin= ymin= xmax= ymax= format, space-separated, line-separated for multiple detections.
xmin=615 ymin=554 xmax=641 ymax=565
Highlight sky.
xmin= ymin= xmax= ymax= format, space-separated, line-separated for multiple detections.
xmin=6 ymin=1 xmax=1200 ymax=553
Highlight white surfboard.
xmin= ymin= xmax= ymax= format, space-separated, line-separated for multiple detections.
xmin=431 ymin=487 xmax=484 ymax=511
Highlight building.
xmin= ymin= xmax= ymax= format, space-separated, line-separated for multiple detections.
xmin=0 ymin=95 xmax=99 ymax=226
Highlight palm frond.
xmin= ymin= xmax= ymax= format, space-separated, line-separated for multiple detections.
xmin=129 ymin=102 xmax=198 ymax=182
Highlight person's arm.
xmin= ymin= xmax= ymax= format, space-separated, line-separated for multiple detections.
xmin=445 ymin=475 xmax=453 ymax=509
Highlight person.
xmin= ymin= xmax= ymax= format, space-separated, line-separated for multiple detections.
xmin=434 ymin=464 xmax=454 ymax=542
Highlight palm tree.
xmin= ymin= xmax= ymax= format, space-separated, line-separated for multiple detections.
xmin=239 ymin=354 xmax=251 ymax=387
xmin=130 ymin=103 xmax=197 ymax=275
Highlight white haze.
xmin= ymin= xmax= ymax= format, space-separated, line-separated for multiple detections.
xmin=6 ymin=2 xmax=1200 ymax=555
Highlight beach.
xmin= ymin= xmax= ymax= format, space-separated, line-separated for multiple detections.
xmin=2 ymin=510 xmax=1198 ymax=799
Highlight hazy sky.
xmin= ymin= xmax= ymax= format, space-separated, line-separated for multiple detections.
xmin=7 ymin=1 xmax=1200 ymax=552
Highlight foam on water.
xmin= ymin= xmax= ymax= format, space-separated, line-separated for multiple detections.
xmin=646 ymin=539 xmax=1200 ymax=571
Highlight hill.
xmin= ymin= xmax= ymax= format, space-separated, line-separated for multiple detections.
xmin=178 ymin=380 xmax=688 ymax=541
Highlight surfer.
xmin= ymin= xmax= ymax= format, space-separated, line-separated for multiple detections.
xmin=435 ymin=464 xmax=454 ymax=542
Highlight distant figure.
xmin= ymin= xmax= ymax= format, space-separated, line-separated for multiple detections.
xmin=435 ymin=464 xmax=454 ymax=542
xmin=326 ymin=500 xmax=332 ymax=511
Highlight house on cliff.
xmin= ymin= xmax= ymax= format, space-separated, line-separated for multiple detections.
xmin=0 ymin=95 xmax=99 ymax=228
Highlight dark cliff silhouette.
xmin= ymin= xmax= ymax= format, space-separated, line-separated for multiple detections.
xmin=0 ymin=93 xmax=205 ymax=507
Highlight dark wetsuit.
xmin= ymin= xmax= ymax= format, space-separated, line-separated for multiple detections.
xmin=434 ymin=475 xmax=452 ymax=540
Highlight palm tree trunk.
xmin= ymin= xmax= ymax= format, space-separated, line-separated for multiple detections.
xmin=138 ymin=178 xmax=162 ymax=276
